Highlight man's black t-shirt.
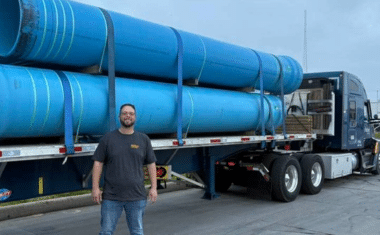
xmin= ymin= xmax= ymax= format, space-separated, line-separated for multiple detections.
xmin=92 ymin=130 xmax=157 ymax=201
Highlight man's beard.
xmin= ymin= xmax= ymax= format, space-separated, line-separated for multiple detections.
xmin=120 ymin=119 xmax=135 ymax=128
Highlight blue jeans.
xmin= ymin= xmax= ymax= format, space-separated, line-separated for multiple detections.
xmin=99 ymin=199 xmax=147 ymax=235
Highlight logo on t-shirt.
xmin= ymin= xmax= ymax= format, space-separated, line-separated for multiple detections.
xmin=131 ymin=144 xmax=139 ymax=149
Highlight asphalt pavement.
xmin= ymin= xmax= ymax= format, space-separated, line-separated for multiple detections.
xmin=0 ymin=181 xmax=190 ymax=221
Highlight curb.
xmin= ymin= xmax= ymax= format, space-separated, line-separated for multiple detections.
xmin=0 ymin=194 xmax=94 ymax=221
xmin=0 ymin=182 xmax=192 ymax=222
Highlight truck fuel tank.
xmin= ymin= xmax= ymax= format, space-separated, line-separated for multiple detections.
xmin=318 ymin=153 xmax=358 ymax=179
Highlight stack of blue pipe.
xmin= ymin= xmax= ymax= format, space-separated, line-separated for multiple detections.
xmin=0 ymin=0 xmax=303 ymax=138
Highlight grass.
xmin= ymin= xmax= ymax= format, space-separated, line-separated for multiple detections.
xmin=0 ymin=189 xmax=92 ymax=207
xmin=375 ymin=133 xmax=380 ymax=139
xmin=1 ymin=174 xmax=188 ymax=207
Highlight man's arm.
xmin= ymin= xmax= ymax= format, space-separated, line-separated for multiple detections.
xmin=92 ymin=161 xmax=103 ymax=204
xmin=147 ymin=162 xmax=157 ymax=203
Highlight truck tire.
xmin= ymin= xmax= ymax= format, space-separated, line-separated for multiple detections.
xmin=271 ymin=156 xmax=302 ymax=202
xmin=371 ymin=154 xmax=380 ymax=175
xmin=300 ymin=154 xmax=325 ymax=195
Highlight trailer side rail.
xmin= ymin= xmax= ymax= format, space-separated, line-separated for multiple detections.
xmin=0 ymin=134 xmax=315 ymax=163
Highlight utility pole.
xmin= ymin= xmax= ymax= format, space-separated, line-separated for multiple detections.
xmin=303 ymin=10 xmax=307 ymax=73
xmin=377 ymin=90 xmax=379 ymax=116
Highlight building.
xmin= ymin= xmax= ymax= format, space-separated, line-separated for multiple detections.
xmin=371 ymin=101 xmax=380 ymax=117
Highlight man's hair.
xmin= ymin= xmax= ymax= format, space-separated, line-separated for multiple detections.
xmin=119 ymin=103 xmax=136 ymax=115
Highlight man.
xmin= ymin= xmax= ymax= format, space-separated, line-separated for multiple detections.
xmin=92 ymin=103 xmax=157 ymax=235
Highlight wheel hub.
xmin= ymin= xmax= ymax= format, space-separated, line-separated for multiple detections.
xmin=285 ymin=165 xmax=298 ymax=193
xmin=311 ymin=162 xmax=323 ymax=187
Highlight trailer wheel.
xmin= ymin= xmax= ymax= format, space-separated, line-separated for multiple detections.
xmin=271 ymin=156 xmax=302 ymax=202
xmin=300 ymin=154 xmax=325 ymax=195
xmin=371 ymin=154 xmax=380 ymax=175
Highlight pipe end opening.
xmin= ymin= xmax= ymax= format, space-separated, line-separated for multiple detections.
xmin=0 ymin=0 xmax=22 ymax=57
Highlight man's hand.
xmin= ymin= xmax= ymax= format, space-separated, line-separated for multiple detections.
xmin=149 ymin=188 xmax=158 ymax=203
xmin=92 ymin=188 xmax=103 ymax=204
xmin=147 ymin=162 xmax=157 ymax=203
xmin=92 ymin=161 xmax=103 ymax=204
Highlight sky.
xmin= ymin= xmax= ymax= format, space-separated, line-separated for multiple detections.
xmin=74 ymin=0 xmax=380 ymax=102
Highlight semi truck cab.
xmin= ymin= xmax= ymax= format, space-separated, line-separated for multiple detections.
xmin=302 ymin=71 xmax=375 ymax=151
xmin=215 ymin=71 xmax=380 ymax=202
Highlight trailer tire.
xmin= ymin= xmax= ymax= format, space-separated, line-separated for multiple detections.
xmin=271 ymin=156 xmax=302 ymax=202
xmin=371 ymin=154 xmax=380 ymax=175
xmin=300 ymin=154 xmax=325 ymax=195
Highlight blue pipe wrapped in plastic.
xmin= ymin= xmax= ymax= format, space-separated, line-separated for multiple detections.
xmin=0 ymin=0 xmax=302 ymax=94
xmin=0 ymin=64 xmax=283 ymax=138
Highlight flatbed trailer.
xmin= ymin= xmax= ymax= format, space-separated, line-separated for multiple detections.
xmin=0 ymin=133 xmax=315 ymax=201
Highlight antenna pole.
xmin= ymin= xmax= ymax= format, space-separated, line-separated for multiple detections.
xmin=303 ymin=10 xmax=308 ymax=72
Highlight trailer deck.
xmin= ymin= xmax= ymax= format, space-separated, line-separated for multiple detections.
xmin=0 ymin=134 xmax=314 ymax=163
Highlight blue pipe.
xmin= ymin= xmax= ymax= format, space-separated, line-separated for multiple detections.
xmin=0 ymin=64 xmax=283 ymax=138
xmin=0 ymin=0 xmax=302 ymax=94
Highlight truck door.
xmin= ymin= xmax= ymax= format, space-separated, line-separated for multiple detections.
xmin=356 ymin=96 xmax=366 ymax=148
xmin=363 ymin=101 xmax=373 ymax=140
xmin=347 ymin=97 xmax=358 ymax=149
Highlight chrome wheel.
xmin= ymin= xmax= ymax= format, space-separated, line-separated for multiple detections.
xmin=285 ymin=165 xmax=298 ymax=193
xmin=311 ymin=162 xmax=323 ymax=187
